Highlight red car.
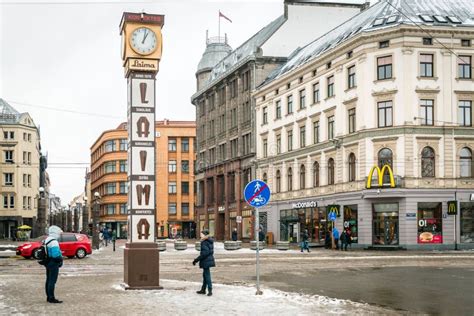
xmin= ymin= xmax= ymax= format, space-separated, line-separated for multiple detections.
xmin=16 ymin=233 xmax=92 ymax=259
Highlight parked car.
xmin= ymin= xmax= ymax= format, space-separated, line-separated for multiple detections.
xmin=16 ymin=233 xmax=92 ymax=259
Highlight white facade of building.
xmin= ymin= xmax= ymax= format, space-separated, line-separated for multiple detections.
xmin=254 ymin=0 xmax=474 ymax=249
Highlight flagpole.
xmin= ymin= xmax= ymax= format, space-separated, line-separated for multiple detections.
xmin=218 ymin=11 xmax=221 ymax=39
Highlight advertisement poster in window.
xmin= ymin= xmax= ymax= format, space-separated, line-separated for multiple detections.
xmin=417 ymin=202 xmax=442 ymax=244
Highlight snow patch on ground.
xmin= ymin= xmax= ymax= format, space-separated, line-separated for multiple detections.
xmin=0 ymin=281 xmax=23 ymax=315
xmin=111 ymin=279 xmax=396 ymax=315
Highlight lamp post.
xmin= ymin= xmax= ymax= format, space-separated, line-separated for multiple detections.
xmin=82 ymin=196 xmax=89 ymax=235
xmin=37 ymin=187 xmax=46 ymax=237
xmin=92 ymin=192 xmax=101 ymax=250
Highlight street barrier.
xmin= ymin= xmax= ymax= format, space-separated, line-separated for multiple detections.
xmin=224 ymin=240 xmax=241 ymax=250
xmin=276 ymin=241 xmax=290 ymax=251
xmin=157 ymin=241 xmax=166 ymax=252
xmin=174 ymin=240 xmax=188 ymax=251
xmin=250 ymin=241 xmax=266 ymax=250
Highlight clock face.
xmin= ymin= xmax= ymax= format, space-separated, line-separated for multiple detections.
xmin=130 ymin=27 xmax=157 ymax=55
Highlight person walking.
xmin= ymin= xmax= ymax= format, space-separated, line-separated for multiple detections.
xmin=300 ymin=229 xmax=310 ymax=253
xmin=332 ymin=227 xmax=340 ymax=250
xmin=44 ymin=225 xmax=64 ymax=303
xmin=193 ymin=229 xmax=215 ymax=296
xmin=231 ymin=228 xmax=238 ymax=241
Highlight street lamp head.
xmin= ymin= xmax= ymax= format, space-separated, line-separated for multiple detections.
xmin=84 ymin=196 xmax=88 ymax=201
xmin=39 ymin=187 xmax=45 ymax=193
xmin=94 ymin=192 xmax=101 ymax=198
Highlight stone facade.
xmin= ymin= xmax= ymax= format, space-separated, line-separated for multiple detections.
xmin=254 ymin=3 xmax=474 ymax=249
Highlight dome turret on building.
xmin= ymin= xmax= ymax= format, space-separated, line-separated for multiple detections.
xmin=196 ymin=32 xmax=232 ymax=91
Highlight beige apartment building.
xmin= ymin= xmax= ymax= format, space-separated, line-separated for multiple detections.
xmin=254 ymin=0 xmax=474 ymax=249
xmin=90 ymin=120 xmax=196 ymax=239
xmin=0 ymin=99 xmax=41 ymax=239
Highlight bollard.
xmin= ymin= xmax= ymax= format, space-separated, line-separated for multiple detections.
xmin=174 ymin=240 xmax=188 ymax=251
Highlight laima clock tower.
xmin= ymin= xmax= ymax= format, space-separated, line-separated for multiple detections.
xmin=120 ymin=12 xmax=164 ymax=290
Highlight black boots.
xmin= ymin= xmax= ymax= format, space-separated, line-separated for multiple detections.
xmin=197 ymin=286 xmax=212 ymax=296
xmin=47 ymin=298 xmax=63 ymax=304
xmin=196 ymin=286 xmax=206 ymax=294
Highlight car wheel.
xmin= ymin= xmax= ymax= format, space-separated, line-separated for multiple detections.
xmin=32 ymin=248 xmax=41 ymax=260
xmin=76 ymin=248 xmax=87 ymax=259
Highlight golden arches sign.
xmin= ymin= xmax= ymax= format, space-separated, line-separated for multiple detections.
xmin=366 ymin=165 xmax=396 ymax=189
xmin=327 ymin=205 xmax=340 ymax=217
xmin=447 ymin=201 xmax=457 ymax=215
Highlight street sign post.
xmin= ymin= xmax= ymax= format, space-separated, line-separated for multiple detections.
xmin=244 ymin=179 xmax=270 ymax=296
xmin=329 ymin=212 xmax=337 ymax=222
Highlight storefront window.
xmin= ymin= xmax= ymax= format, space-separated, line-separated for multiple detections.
xmin=372 ymin=203 xmax=399 ymax=245
xmin=461 ymin=202 xmax=474 ymax=243
xmin=242 ymin=217 xmax=251 ymax=238
xmin=343 ymin=205 xmax=358 ymax=243
xmin=417 ymin=202 xmax=442 ymax=244
xmin=208 ymin=220 xmax=215 ymax=238
xmin=280 ymin=207 xmax=325 ymax=244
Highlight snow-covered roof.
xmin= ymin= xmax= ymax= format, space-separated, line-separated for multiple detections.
xmin=261 ymin=0 xmax=474 ymax=87
xmin=0 ymin=99 xmax=20 ymax=124
xmin=194 ymin=15 xmax=286 ymax=97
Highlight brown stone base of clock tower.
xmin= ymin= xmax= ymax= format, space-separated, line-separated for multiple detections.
xmin=123 ymin=243 xmax=162 ymax=290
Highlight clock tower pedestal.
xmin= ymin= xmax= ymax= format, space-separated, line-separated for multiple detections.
xmin=120 ymin=12 xmax=164 ymax=290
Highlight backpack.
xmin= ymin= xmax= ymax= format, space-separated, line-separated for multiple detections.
xmin=37 ymin=239 xmax=54 ymax=266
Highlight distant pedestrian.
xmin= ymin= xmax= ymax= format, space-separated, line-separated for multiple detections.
xmin=231 ymin=228 xmax=238 ymax=241
xmin=43 ymin=226 xmax=64 ymax=303
xmin=324 ymin=230 xmax=331 ymax=249
xmin=332 ymin=227 xmax=340 ymax=250
xmin=112 ymin=230 xmax=117 ymax=252
xmin=300 ymin=229 xmax=310 ymax=253
xmin=345 ymin=229 xmax=352 ymax=249
xmin=103 ymin=229 xmax=109 ymax=247
xmin=193 ymin=229 xmax=215 ymax=296
xmin=340 ymin=230 xmax=349 ymax=251
xmin=258 ymin=227 xmax=265 ymax=242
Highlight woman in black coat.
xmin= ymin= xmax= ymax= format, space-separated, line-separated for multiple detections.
xmin=193 ymin=229 xmax=215 ymax=296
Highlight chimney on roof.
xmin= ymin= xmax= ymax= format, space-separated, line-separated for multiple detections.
xmin=164 ymin=119 xmax=169 ymax=125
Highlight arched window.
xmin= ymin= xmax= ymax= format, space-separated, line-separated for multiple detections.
xmin=313 ymin=161 xmax=320 ymax=187
xmin=460 ymin=147 xmax=472 ymax=178
xmin=421 ymin=147 xmax=435 ymax=177
xmin=287 ymin=167 xmax=293 ymax=191
xmin=276 ymin=170 xmax=281 ymax=193
xmin=300 ymin=164 xmax=306 ymax=189
xmin=378 ymin=148 xmax=393 ymax=168
xmin=328 ymin=158 xmax=335 ymax=185
xmin=378 ymin=148 xmax=393 ymax=184
xmin=262 ymin=172 xmax=268 ymax=183
xmin=348 ymin=153 xmax=356 ymax=182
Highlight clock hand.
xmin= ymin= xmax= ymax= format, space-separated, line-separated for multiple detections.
xmin=142 ymin=30 xmax=149 ymax=44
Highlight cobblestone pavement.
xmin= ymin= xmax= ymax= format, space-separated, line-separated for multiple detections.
xmin=1 ymin=240 xmax=473 ymax=315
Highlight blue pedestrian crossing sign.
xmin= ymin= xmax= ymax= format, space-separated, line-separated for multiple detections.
xmin=329 ymin=212 xmax=337 ymax=222
xmin=244 ymin=180 xmax=271 ymax=208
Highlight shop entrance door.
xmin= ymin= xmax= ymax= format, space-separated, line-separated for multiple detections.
xmin=216 ymin=213 xmax=225 ymax=240
xmin=372 ymin=203 xmax=399 ymax=246
xmin=288 ymin=222 xmax=300 ymax=243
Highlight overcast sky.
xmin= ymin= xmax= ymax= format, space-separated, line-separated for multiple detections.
xmin=0 ymin=0 xmax=286 ymax=204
